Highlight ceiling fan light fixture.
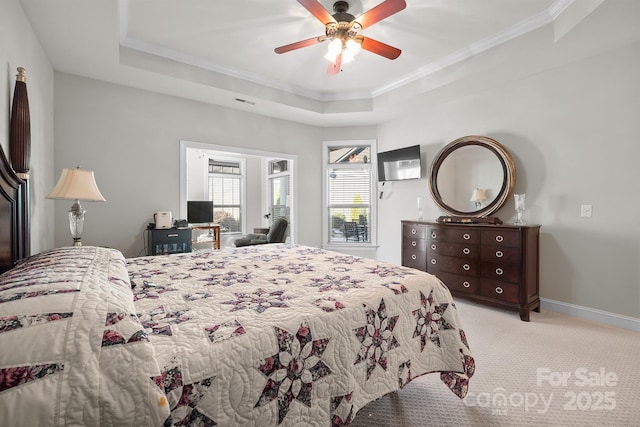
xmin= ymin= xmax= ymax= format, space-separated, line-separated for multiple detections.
xmin=345 ymin=38 xmax=361 ymax=55
xmin=323 ymin=51 xmax=338 ymax=64
xmin=275 ymin=0 xmax=406 ymax=74
xmin=342 ymin=41 xmax=360 ymax=63
xmin=324 ymin=36 xmax=361 ymax=65
xmin=324 ymin=38 xmax=343 ymax=64
xmin=327 ymin=38 xmax=343 ymax=55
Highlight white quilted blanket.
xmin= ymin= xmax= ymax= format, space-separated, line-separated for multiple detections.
xmin=0 ymin=247 xmax=169 ymax=427
xmin=0 ymin=245 xmax=474 ymax=426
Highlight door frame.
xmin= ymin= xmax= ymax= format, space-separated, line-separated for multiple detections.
xmin=180 ymin=140 xmax=297 ymax=244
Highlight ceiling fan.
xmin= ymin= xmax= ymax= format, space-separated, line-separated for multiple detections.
xmin=275 ymin=0 xmax=406 ymax=75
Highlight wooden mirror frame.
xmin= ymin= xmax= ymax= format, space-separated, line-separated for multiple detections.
xmin=428 ymin=135 xmax=515 ymax=219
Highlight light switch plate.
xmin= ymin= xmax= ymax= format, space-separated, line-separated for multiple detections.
xmin=581 ymin=204 xmax=593 ymax=217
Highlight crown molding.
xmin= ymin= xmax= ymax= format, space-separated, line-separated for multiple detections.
xmin=119 ymin=0 xmax=574 ymax=103
xmin=372 ymin=0 xmax=574 ymax=97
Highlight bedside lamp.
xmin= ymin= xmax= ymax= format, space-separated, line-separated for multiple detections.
xmin=47 ymin=167 xmax=106 ymax=246
xmin=470 ymin=188 xmax=487 ymax=208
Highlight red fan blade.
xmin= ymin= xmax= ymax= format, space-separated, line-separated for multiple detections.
xmin=355 ymin=0 xmax=406 ymax=29
xmin=297 ymin=0 xmax=336 ymax=25
xmin=327 ymin=53 xmax=342 ymax=75
xmin=275 ymin=35 xmax=328 ymax=54
xmin=360 ymin=36 xmax=401 ymax=60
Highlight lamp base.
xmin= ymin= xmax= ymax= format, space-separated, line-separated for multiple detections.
xmin=69 ymin=200 xmax=86 ymax=247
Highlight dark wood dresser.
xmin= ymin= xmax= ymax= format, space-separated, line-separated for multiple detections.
xmin=402 ymin=220 xmax=541 ymax=321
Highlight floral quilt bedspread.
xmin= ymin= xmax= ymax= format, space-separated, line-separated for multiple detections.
xmin=0 ymin=244 xmax=474 ymax=426
xmin=0 ymin=246 xmax=169 ymax=427
xmin=127 ymin=244 xmax=474 ymax=426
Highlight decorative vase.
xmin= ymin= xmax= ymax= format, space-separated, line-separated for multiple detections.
xmin=514 ymin=193 xmax=526 ymax=225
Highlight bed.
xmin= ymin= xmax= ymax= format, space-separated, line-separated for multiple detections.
xmin=0 ymin=146 xmax=473 ymax=426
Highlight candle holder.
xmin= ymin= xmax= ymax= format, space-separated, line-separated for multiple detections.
xmin=514 ymin=193 xmax=526 ymax=225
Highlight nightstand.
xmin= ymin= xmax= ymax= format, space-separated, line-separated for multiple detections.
xmin=148 ymin=228 xmax=192 ymax=255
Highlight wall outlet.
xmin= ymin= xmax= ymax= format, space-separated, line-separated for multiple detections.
xmin=581 ymin=204 xmax=593 ymax=217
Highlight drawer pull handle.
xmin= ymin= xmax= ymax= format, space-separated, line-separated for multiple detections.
xmin=463 ymin=281 xmax=471 ymax=288
xmin=431 ymin=232 xmax=437 ymax=238
xmin=496 ymin=235 xmax=504 ymax=242
xmin=431 ymin=244 xmax=437 ymax=250
xmin=167 ymin=234 xmax=179 ymax=238
xmin=496 ymin=268 xmax=504 ymax=275
xmin=463 ymin=247 xmax=470 ymax=255
xmin=411 ymin=241 xmax=417 ymax=247
xmin=411 ymin=228 xmax=417 ymax=234
xmin=463 ymin=264 xmax=470 ymax=271
xmin=411 ymin=254 xmax=417 ymax=260
xmin=496 ymin=250 xmax=504 ymax=258
xmin=495 ymin=286 xmax=504 ymax=294
xmin=431 ymin=259 xmax=437 ymax=265
xmin=463 ymin=233 xmax=471 ymax=240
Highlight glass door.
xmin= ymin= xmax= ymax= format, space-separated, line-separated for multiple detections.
xmin=267 ymin=160 xmax=291 ymax=241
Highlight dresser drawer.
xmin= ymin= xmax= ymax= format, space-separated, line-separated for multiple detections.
xmin=404 ymin=236 xmax=427 ymax=253
xmin=403 ymin=223 xmax=429 ymax=239
xmin=428 ymin=226 xmax=479 ymax=244
xmin=403 ymin=247 xmax=427 ymax=271
xmin=480 ymin=279 xmax=519 ymax=304
xmin=428 ymin=253 xmax=478 ymax=276
xmin=480 ymin=261 xmax=521 ymax=283
xmin=428 ymin=240 xmax=479 ymax=259
xmin=481 ymin=229 xmax=520 ymax=247
xmin=481 ymin=245 xmax=521 ymax=263
xmin=432 ymin=270 xmax=479 ymax=294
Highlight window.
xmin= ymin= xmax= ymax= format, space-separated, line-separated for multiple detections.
xmin=208 ymin=159 xmax=242 ymax=233
xmin=180 ymin=141 xmax=298 ymax=243
xmin=323 ymin=140 xmax=376 ymax=246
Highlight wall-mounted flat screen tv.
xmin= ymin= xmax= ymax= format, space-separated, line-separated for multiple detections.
xmin=187 ymin=200 xmax=214 ymax=224
xmin=377 ymin=145 xmax=421 ymax=182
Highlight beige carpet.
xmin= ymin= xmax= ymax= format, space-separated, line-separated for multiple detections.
xmin=351 ymin=299 xmax=640 ymax=427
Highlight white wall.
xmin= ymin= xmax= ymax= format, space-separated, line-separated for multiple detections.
xmin=25 ymin=0 xmax=640 ymax=323
xmin=53 ymin=73 xmax=323 ymax=257
xmin=376 ymin=1 xmax=640 ymax=319
xmin=1 ymin=0 xmax=55 ymax=254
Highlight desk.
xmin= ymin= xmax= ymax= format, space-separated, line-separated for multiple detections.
xmin=191 ymin=224 xmax=221 ymax=250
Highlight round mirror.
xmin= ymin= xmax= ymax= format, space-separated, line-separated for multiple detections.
xmin=429 ymin=136 xmax=515 ymax=218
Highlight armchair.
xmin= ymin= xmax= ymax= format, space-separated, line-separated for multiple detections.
xmin=234 ymin=217 xmax=289 ymax=247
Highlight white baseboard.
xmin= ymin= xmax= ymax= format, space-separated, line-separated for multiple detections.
xmin=541 ymin=298 xmax=640 ymax=332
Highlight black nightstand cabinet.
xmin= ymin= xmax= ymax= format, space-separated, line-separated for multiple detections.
xmin=148 ymin=228 xmax=192 ymax=255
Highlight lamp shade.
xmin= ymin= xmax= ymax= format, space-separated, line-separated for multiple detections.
xmin=470 ymin=188 xmax=487 ymax=202
xmin=47 ymin=167 xmax=106 ymax=202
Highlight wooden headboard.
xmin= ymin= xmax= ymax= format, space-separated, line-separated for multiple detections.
xmin=0 ymin=143 xmax=24 ymax=273
xmin=1 ymin=68 xmax=31 ymax=274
